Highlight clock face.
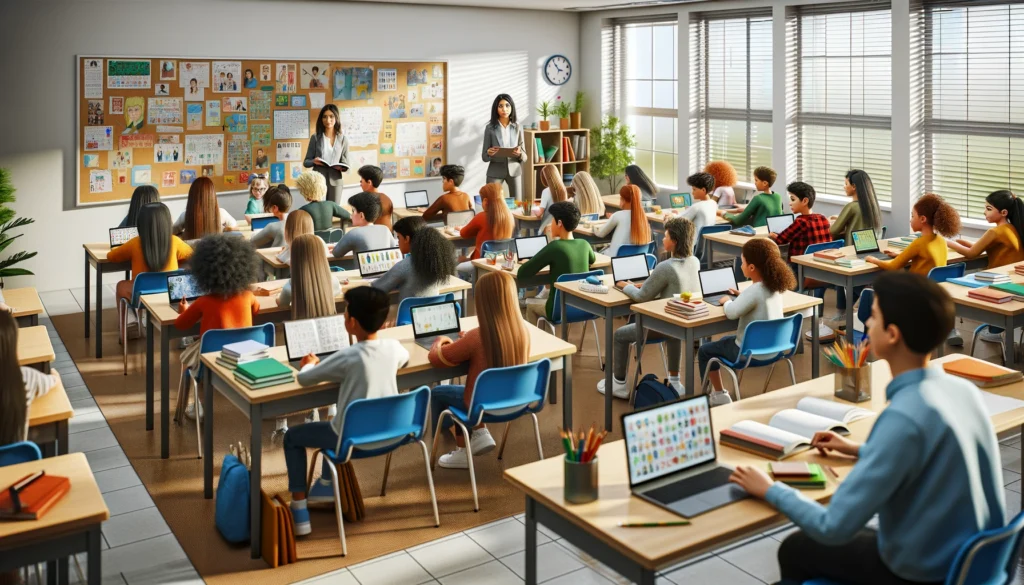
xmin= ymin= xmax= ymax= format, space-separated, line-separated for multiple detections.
xmin=545 ymin=55 xmax=572 ymax=86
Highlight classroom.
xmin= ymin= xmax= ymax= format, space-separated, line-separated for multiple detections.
xmin=0 ymin=0 xmax=1022 ymax=584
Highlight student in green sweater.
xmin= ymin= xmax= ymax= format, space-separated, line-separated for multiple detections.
xmin=718 ymin=166 xmax=783 ymax=228
xmin=519 ymin=202 xmax=596 ymax=326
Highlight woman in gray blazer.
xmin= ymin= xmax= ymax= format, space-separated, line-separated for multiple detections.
xmin=303 ymin=104 xmax=350 ymax=204
xmin=481 ymin=93 xmax=528 ymax=203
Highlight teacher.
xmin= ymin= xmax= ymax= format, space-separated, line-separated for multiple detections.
xmin=304 ymin=104 xmax=350 ymax=204
xmin=481 ymin=94 xmax=527 ymax=203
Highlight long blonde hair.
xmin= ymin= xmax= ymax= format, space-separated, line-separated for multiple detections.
xmin=288 ymin=234 xmax=337 ymax=319
xmin=284 ymin=209 xmax=314 ymax=245
xmin=620 ymin=185 xmax=651 ymax=246
xmin=571 ymin=171 xmax=604 ymax=216
xmin=540 ymin=165 xmax=567 ymax=204
xmin=479 ymin=183 xmax=514 ymax=241
xmin=475 ymin=271 xmax=529 ymax=368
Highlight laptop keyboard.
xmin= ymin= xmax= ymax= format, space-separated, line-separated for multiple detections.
xmin=645 ymin=467 xmax=734 ymax=503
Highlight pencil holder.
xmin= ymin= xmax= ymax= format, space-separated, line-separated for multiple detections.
xmin=835 ymin=365 xmax=871 ymax=403
xmin=564 ymin=456 xmax=598 ymax=504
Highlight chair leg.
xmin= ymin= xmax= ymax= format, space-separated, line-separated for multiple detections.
xmin=191 ymin=377 xmax=203 ymax=459
xmin=725 ymin=367 xmax=741 ymax=401
xmin=530 ymin=413 xmax=544 ymax=460
xmin=380 ymin=452 xmax=392 ymax=497
xmin=430 ymin=411 xmax=452 ymax=471
xmin=453 ymin=419 xmax=479 ymax=512
xmin=497 ymin=422 xmax=512 ymax=460
xmin=659 ymin=345 xmax=669 ymax=378
xmin=761 ymin=363 xmax=777 ymax=394
xmin=785 ymin=359 xmax=797 ymax=387
xmin=120 ymin=299 xmax=128 ymax=375
xmin=417 ymin=440 xmax=440 ymax=527
xmin=324 ymin=457 xmax=347 ymax=556
xmin=579 ymin=320 xmax=587 ymax=350
xmin=591 ymin=320 xmax=604 ymax=371
xmin=307 ymin=450 xmax=322 ymax=492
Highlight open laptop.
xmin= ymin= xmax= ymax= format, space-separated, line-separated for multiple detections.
xmin=446 ymin=210 xmax=475 ymax=228
xmin=251 ymin=216 xmax=279 ymax=231
xmin=851 ymin=228 xmax=885 ymax=260
xmin=766 ymin=213 xmax=795 ymax=235
xmin=167 ymin=274 xmax=203 ymax=311
xmin=109 ymin=227 xmax=138 ymax=248
xmin=404 ymin=190 xmax=429 ymax=210
xmin=580 ymin=213 xmax=600 ymax=223
xmin=670 ymin=194 xmax=689 ymax=209
xmin=283 ymin=315 xmax=350 ymax=365
xmin=611 ymin=253 xmax=651 ymax=289
xmin=410 ymin=301 xmax=461 ymax=350
xmin=514 ymin=235 xmax=548 ymax=262
xmin=504 ymin=197 xmax=518 ymax=210
xmin=356 ymin=247 xmax=403 ymax=282
xmin=699 ymin=267 xmax=738 ymax=304
xmin=623 ymin=395 xmax=748 ymax=518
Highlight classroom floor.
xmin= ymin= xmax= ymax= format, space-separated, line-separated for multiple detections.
xmin=37 ymin=285 xmax=1024 ymax=585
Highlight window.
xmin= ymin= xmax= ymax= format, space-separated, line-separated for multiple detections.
xmin=790 ymin=2 xmax=893 ymax=202
xmin=920 ymin=2 xmax=1024 ymax=218
xmin=692 ymin=9 xmax=773 ymax=181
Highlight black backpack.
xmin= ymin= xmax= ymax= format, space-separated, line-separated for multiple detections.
xmin=633 ymin=373 xmax=680 ymax=409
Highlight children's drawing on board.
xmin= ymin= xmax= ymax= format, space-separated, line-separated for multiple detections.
xmin=123 ymin=96 xmax=144 ymax=135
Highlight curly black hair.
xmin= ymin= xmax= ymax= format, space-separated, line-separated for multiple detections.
xmin=410 ymin=226 xmax=457 ymax=287
xmin=190 ymin=234 xmax=262 ymax=297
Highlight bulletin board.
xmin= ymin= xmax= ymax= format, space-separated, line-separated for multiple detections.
xmin=76 ymin=56 xmax=448 ymax=205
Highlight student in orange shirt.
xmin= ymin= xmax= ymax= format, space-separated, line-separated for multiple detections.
xmin=456 ymin=183 xmax=514 ymax=280
xmin=422 ymin=164 xmax=472 ymax=223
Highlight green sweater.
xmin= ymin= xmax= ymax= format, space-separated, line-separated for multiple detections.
xmin=518 ymin=238 xmax=596 ymax=320
xmin=725 ymin=192 xmax=783 ymax=228
xmin=299 ymin=200 xmax=351 ymax=231
xmin=830 ymin=201 xmax=874 ymax=245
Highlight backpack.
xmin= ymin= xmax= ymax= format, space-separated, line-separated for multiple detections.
xmin=633 ymin=373 xmax=680 ymax=409
xmin=216 ymin=453 xmax=251 ymax=543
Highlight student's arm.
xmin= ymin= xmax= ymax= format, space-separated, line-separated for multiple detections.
xmin=421 ymin=196 xmax=445 ymax=222
xmin=594 ymin=212 xmax=620 ymax=238
xmin=244 ymin=199 xmax=262 ymax=216
xmin=105 ymin=237 xmax=136 ymax=263
xmin=174 ymin=296 xmax=205 ymax=330
xmin=722 ymin=286 xmax=758 ymax=319
xmin=871 ymin=237 xmax=923 ymax=271
xmin=588 ymin=245 xmax=597 ymax=265
xmin=428 ymin=330 xmax=478 ymax=368
xmin=517 ymin=245 xmax=553 ymax=281
xmin=250 ymin=293 xmax=260 ymax=317
xmin=174 ymin=237 xmax=194 ymax=263
xmin=724 ymin=197 xmax=762 ymax=226
xmin=331 ymin=201 xmax=351 ymax=221
xmin=947 ymin=228 xmax=996 ymax=260
xmin=249 ymin=225 xmax=274 ymax=248
xmin=773 ymin=220 xmax=804 ymax=247
xmin=296 ymin=347 xmax=350 ymax=386
xmin=830 ymin=204 xmax=855 ymax=240
xmin=332 ymin=231 xmax=357 ymax=258
xmin=171 ymin=212 xmax=186 ymax=235
xmin=277 ymin=282 xmax=292 ymax=309
xmin=371 ymin=257 xmax=408 ymax=294
xmin=303 ymin=136 xmax=317 ymax=168
xmin=22 ymin=366 xmax=59 ymax=403
xmin=220 ymin=208 xmax=238 ymax=229
xmin=460 ymin=213 xmax=483 ymax=239
xmin=623 ymin=264 xmax=670 ymax=302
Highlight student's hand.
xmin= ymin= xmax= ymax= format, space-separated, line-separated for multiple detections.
xmin=300 ymin=353 xmax=320 ymax=369
xmin=883 ymin=250 xmax=898 ymax=258
xmin=829 ymin=215 xmax=838 ymax=222
xmin=768 ymin=233 xmax=778 ymax=241
xmin=50 ymin=368 xmax=62 ymax=386
xmin=733 ymin=204 xmax=747 ymax=212
xmin=458 ymin=330 xmax=467 ymax=339
xmin=729 ymin=465 xmax=774 ymax=499
xmin=811 ymin=431 xmax=860 ymax=457
xmin=615 ymin=281 xmax=631 ymax=290
xmin=956 ymin=238 xmax=971 ymax=247
xmin=718 ymin=296 xmax=731 ymax=306
xmin=727 ymin=288 xmax=741 ymax=296
xmin=430 ymin=336 xmax=453 ymax=353
xmin=865 ymin=257 xmax=883 ymax=267
xmin=381 ymin=319 xmax=395 ymax=329
xmin=487 ymin=147 xmax=500 ymax=157
xmin=605 ymin=212 xmax=613 ymax=219
xmin=716 ymin=209 xmax=726 ymax=217
xmin=0 ymin=302 xmax=10 ymax=313
xmin=178 ymin=298 xmax=189 ymax=313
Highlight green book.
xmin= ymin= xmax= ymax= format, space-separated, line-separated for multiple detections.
xmin=991 ymin=282 xmax=1024 ymax=296
xmin=235 ymin=376 xmax=295 ymax=390
xmin=235 ymin=358 xmax=293 ymax=382
xmin=774 ymin=463 xmax=827 ymax=489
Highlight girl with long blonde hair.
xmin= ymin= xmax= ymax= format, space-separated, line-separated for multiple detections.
xmin=276 ymin=209 xmax=315 ymax=264
xmin=457 ymin=182 xmax=515 ymax=277
xmin=535 ymin=165 xmax=568 ymax=232
xmin=595 ymin=184 xmax=651 ymax=256
xmin=571 ymin=171 xmax=605 ymax=217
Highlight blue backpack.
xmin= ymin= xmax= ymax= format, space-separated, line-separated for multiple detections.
xmin=216 ymin=454 xmax=251 ymax=543
xmin=633 ymin=373 xmax=680 ymax=409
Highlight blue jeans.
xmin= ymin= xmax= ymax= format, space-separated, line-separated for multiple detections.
xmin=836 ymin=286 xmax=866 ymax=312
xmin=283 ymin=421 xmax=338 ymax=494
xmin=430 ymin=384 xmax=467 ymax=435
xmin=698 ymin=335 xmax=741 ymax=380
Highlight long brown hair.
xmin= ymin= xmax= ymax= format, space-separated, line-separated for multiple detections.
xmin=742 ymin=239 xmax=796 ymax=293
xmin=288 ymin=234 xmax=337 ymax=319
xmin=0 ymin=310 xmax=26 ymax=446
xmin=479 ymin=183 xmax=514 ymax=241
xmin=571 ymin=171 xmax=605 ymax=216
xmin=540 ymin=165 xmax=567 ymax=204
xmin=475 ymin=271 xmax=529 ymax=368
xmin=284 ymin=209 xmax=314 ymax=245
xmin=620 ymin=185 xmax=651 ymax=246
xmin=914 ymin=193 xmax=961 ymax=237
xmin=183 ymin=177 xmax=221 ymax=241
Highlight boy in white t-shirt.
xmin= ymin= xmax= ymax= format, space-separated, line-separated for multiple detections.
xmin=681 ymin=172 xmax=719 ymax=256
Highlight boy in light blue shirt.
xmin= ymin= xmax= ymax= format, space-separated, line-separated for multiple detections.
xmin=730 ymin=271 xmax=1005 ymax=585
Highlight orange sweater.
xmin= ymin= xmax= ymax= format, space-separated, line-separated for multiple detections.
xmin=374 ymin=192 xmax=394 ymax=230
xmin=422 ymin=190 xmax=472 ymax=222
xmin=174 ymin=291 xmax=260 ymax=335
xmin=106 ymin=236 xmax=193 ymax=276
xmin=460 ymin=212 xmax=503 ymax=260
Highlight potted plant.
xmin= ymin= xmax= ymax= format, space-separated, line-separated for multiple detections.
xmin=536 ymin=100 xmax=552 ymax=131
xmin=0 ymin=168 xmax=36 ymax=288
xmin=554 ymin=98 xmax=571 ymax=129
xmin=570 ymin=91 xmax=584 ymax=129
xmin=590 ymin=116 xmax=636 ymax=193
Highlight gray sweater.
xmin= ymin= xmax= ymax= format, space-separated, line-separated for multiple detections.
xmin=250 ymin=216 xmax=287 ymax=249
xmin=723 ymin=282 xmax=784 ymax=346
xmin=332 ymin=225 xmax=397 ymax=258
xmin=621 ymin=256 xmax=700 ymax=303
xmin=371 ymin=256 xmax=442 ymax=303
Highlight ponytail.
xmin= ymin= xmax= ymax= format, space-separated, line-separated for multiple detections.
xmin=914 ymin=193 xmax=961 ymax=238
xmin=620 ymin=185 xmax=651 ymax=246
xmin=987 ymin=190 xmax=1024 ymax=243
xmin=741 ymin=239 xmax=795 ymax=293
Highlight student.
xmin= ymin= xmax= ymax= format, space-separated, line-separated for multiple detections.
xmin=249 ymin=185 xmax=292 ymax=249
xmin=118 ymin=185 xmax=160 ymax=228
xmin=456 ymin=183 xmax=515 ymax=278
xmin=174 ymin=234 xmax=262 ymax=421
xmin=769 ymin=182 xmax=832 ymax=258
xmin=295 ymin=170 xmax=350 ymax=231
xmin=867 ymin=193 xmax=960 ymax=276
xmin=357 ymin=165 xmax=395 ymax=230
xmin=0 ymin=309 xmax=61 ymax=446
xmin=730 ymin=272 xmax=1005 ymax=585
xmin=244 ymin=174 xmax=269 ymax=216
xmin=624 ymin=164 xmax=657 ymax=202
xmin=570 ymin=171 xmax=605 ymax=217
xmin=698 ymin=239 xmax=795 ymax=405
xmin=719 ymin=166 xmax=783 ymax=228
xmin=331 ymin=191 xmax=398 ymax=258
xmin=428 ymin=270 xmax=529 ymax=468
xmin=603 ymin=217 xmax=699 ymax=399
xmin=519 ymin=202 xmax=596 ymax=326
xmin=373 ymin=217 xmax=456 ymax=302
xmin=286 ymin=287 xmax=410 ymax=532
xmin=596 ymin=184 xmax=651 ymax=257
xmin=681 ymin=172 xmax=718 ymax=245
xmin=534 ymin=164 xmax=568 ymax=231
xmin=173 ymin=177 xmax=238 ymax=244
xmin=705 ymin=161 xmax=739 ymax=208
xmin=947 ymin=189 xmax=1024 ymax=268
xmin=422 ymin=164 xmax=471 ymax=223
xmin=276 ymin=209 xmax=314 ymax=265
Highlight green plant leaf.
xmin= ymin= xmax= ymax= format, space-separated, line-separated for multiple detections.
xmin=0 ymin=232 xmax=22 ymax=255
xmin=0 ymin=268 xmax=34 ymax=278
xmin=0 ymin=250 xmax=37 ymax=271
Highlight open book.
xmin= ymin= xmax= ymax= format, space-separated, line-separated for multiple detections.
xmin=719 ymin=397 xmax=874 ymax=460
xmin=283 ymin=315 xmax=350 ymax=361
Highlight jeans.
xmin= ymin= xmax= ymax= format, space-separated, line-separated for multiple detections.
xmin=774 ymin=529 xmax=942 ymax=585
xmin=697 ymin=335 xmax=740 ymax=380
xmin=836 ymin=285 xmax=867 ymax=312
xmin=283 ymin=421 xmax=339 ymax=493
xmin=613 ymin=323 xmax=680 ymax=381
xmin=456 ymin=260 xmax=475 ymax=282
xmin=431 ymin=384 xmax=467 ymax=435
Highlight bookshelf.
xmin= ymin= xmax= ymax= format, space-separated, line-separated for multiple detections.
xmin=523 ymin=128 xmax=590 ymax=203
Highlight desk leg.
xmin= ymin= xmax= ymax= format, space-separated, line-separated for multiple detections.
xmin=811 ymin=306 xmax=820 ymax=378
xmin=95 ymin=266 xmax=104 ymax=359
xmin=161 ymin=332 xmax=170 ymax=460
xmin=87 ymin=526 xmax=101 ymax=585
xmin=556 ymin=293 xmax=568 ymax=405
xmin=632 ymin=313 xmax=647 ymax=392
xmin=146 ymin=316 xmax=154 ymax=431
xmin=57 ymin=421 xmax=68 ymax=456
xmin=58 ymin=556 xmax=68 ymax=585
xmin=250 ymin=404 xmax=263 ymax=560
xmin=524 ymin=496 xmax=538 ymax=585
xmin=1005 ymin=316 xmax=1016 ymax=367
xmin=844 ymin=276 xmax=855 ymax=344
xmin=84 ymin=253 xmax=90 ymax=339
xmin=703 ymin=237 xmax=712 ymax=269
xmin=604 ymin=307 xmax=614 ymax=432
xmin=685 ymin=328 xmax=696 ymax=397
xmin=797 ymin=264 xmax=805 ymax=294
xmin=204 ymin=369 xmax=214 ymax=499
xmin=563 ymin=351 xmax=573 ymax=430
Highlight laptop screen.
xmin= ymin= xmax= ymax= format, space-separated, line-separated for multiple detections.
xmin=580 ymin=213 xmax=599 ymax=223
xmin=446 ymin=210 xmax=475 ymax=228
xmin=611 ymin=254 xmax=650 ymax=283
xmin=251 ymin=216 xmax=279 ymax=231
xmin=765 ymin=214 xmax=795 ymax=235
xmin=167 ymin=274 xmax=203 ymax=303
xmin=851 ymin=229 xmax=879 ymax=253
xmin=404 ymin=190 xmax=429 ymax=208
xmin=504 ymin=198 xmax=517 ymax=210
xmin=699 ymin=268 xmax=738 ymax=298
xmin=109 ymin=227 xmax=138 ymax=247
xmin=670 ymin=194 xmax=688 ymax=208
xmin=284 ymin=315 xmax=350 ymax=361
xmin=623 ymin=395 xmax=716 ymax=486
xmin=357 ymin=247 xmax=403 ymax=278
xmin=515 ymin=236 xmax=548 ymax=261
xmin=410 ymin=301 xmax=461 ymax=340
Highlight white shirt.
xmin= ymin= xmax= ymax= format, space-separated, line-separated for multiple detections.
xmin=172 ymin=208 xmax=238 ymax=235
xmin=595 ymin=209 xmax=636 ymax=257
xmin=321 ymin=133 xmax=344 ymax=166
xmin=681 ymin=199 xmax=719 ymax=248
xmin=713 ymin=186 xmax=736 ymax=207
xmin=499 ymin=122 xmax=512 ymax=148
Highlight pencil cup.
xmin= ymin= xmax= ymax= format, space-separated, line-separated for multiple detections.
xmin=835 ymin=365 xmax=871 ymax=403
xmin=564 ymin=456 xmax=598 ymax=504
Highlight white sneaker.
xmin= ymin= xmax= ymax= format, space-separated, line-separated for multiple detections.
xmin=438 ymin=447 xmax=469 ymax=469
xmin=667 ymin=378 xmax=685 ymax=395
xmin=805 ymin=322 xmax=835 ymax=342
xmin=469 ymin=428 xmax=496 ymax=455
xmin=271 ymin=418 xmax=288 ymax=445
xmin=709 ymin=390 xmax=733 ymax=407
xmin=185 ymin=400 xmax=204 ymax=422
xmin=327 ymin=404 xmax=338 ymax=420
xmin=947 ymin=329 xmax=964 ymax=347
xmin=305 ymin=409 xmax=320 ymax=424
xmin=979 ymin=329 xmax=1006 ymax=344
xmin=307 ymin=477 xmax=336 ymax=505
xmin=826 ymin=310 xmax=846 ymax=323
xmin=596 ymin=377 xmax=631 ymax=400
xmin=536 ymin=287 xmax=549 ymax=300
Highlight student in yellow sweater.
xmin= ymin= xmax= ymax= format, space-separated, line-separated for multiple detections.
xmin=947 ymin=190 xmax=1024 ymax=269
xmin=867 ymin=193 xmax=960 ymax=276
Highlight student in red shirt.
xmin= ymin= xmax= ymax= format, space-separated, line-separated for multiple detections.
xmin=770 ymin=182 xmax=832 ymax=258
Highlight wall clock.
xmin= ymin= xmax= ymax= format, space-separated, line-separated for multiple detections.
xmin=544 ymin=55 xmax=572 ymax=86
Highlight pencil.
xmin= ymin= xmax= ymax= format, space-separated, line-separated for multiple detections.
xmin=824 ymin=465 xmax=840 ymax=480
xmin=618 ymin=521 xmax=690 ymax=527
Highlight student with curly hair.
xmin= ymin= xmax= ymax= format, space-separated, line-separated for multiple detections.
xmin=699 ymin=238 xmax=795 ymax=404
xmin=296 ymin=170 xmax=351 ymax=231
xmin=373 ymin=217 xmax=456 ymax=302
xmin=173 ymin=234 xmax=262 ymax=421
xmin=867 ymin=193 xmax=960 ymax=276
xmin=704 ymin=160 xmax=739 ymax=207
xmin=596 ymin=184 xmax=651 ymax=257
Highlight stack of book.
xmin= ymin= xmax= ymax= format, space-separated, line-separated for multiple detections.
xmin=812 ymin=249 xmax=846 ymax=264
xmin=948 ymin=274 xmax=992 ymax=289
xmin=974 ymin=271 xmax=1011 ymax=285
xmin=0 ymin=471 xmax=71 ymax=520
xmin=665 ymin=298 xmax=709 ymax=319
xmin=942 ymin=356 xmax=1024 ymax=388
xmin=769 ymin=462 xmax=828 ymax=489
xmin=1014 ymin=263 xmax=1024 ymax=277
xmin=990 ymin=282 xmax=1024 ymax=302
xmin=834 ymin=258 xmax=866 ymax=269
xmin=967 ymin=287 xmax=1013 ymax=304
xmin=234 ymin=358 xmax=295 ymax=390
xmin=887 ymin=236 xmax=918 ymax=250
xmin=217 ymin=340 xmax=271 ymax=369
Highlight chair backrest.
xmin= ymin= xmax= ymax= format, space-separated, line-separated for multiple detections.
xmin=197 ymin=324 xmax=276 ymax=376
xmin=131 ymin=269 xmax=187 ymax=307
xmin=315 ymin=228 xmax=343 ymax=244
xmin=695 ymin=224 xmax=733 ymax=260
xmin=0 ymin=441 xmax=42 ymax=468
xmin=857 ymin=288 xmax=874 ymax=328
xmin=737 ymin=313 xmax=804 ymax=360
xmin=550 ymin=270 xmax=605 ymax=324
xmin=928 ymin=263 xmax=966 ymax=283
xmin=947 ymin=510 xmax=1024 ymax=585
xmin=804 ymin=239 xmax=845 ymax=256
xmin=465 ymin=359 xmax=552 ymax=426
xmin=617 ymin=242 xmax=656 ymax=258
xmin=335 ymin=386 xmax=431 ymax=460
xmin=645 ymin=254 xmax=657 ymax=271
xmin=396 ymin=293 xmax=458 ymax=326
xmin=481 ymin=239 xmax=513 ymax=255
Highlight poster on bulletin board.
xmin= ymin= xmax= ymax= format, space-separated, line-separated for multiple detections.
xmin=76 ymin=56 xmax=448 ymax=205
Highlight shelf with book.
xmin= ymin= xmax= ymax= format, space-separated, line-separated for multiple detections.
xmin=524 ymin=128 xmax=590 ymax=203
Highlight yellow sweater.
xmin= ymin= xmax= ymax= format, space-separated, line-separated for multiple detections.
xmin=877 ymin=232 xmax=946 ymax=276
xmin=107 ymin=235 xmax=193 ymax=276
xmin=984 ymin=224 xmax=1024 ymax=268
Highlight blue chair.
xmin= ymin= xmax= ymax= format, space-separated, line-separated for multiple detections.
xmin=537 ymin=271 xmax=606 ymax=370
xmin=928 ymin=263 xmax=966 ymax=284
xmin=310 ymin=387 xmax=438 ymax=556
xmin=617 ymin=242 xmax=656 ymax=258
xmin=396 ymin=293 xmax=462 ymax=327
xmin=645 ymin=253 xmax=657 ymax=271
xmin=315 ymin=228 xmax=344 ymax=244
xmin=701 ymin=314 xmax=803 ymax=401
xmin=330 ymin=266 xmax=344 ymax=273
xmin=695 ymin=224 xmax=732 ymax=267
xmin=801 ymin=240 xmax=845 ymax=297
xmin=481 ymin=239 xmax=513 ymax=256
xmin=120 ymin=269 xmax=187 ymax=375
xmin=431 ymin=359 xmax=551 ymax=511
xmin=0 ymin=441 xmax=42 ymax=468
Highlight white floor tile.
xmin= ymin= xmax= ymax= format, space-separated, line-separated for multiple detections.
xmin=105 ymin=485 xmax=156 ymax=517
xmin=103 ymin=507 xmax=171 ymax=548
xmin=407 ymin=534 xmax=493 ymax=579
xmin=101 ymin=534 xmax=187 ymax=577
xmin=1010 ymin=480 xmax=1021 ymax=494
xmin=67 ymin=553 xmax=127 ymax=585
xmin=438 ymin=560 xmax=523 ymax=585
xmin=85 ymin=447 xmax=130 ymax=473
xmin=67 ymin=386 xmax=94 ymax=402
xmin=40 ymin=289 xmax=83 ymax=317
xmin=348 ymin=551 xmax=434 ymax=585
xmin=95 ymin=465 xmax=143 ymax=494
xmin=121 ymin=557 xmax=203 ymax=585
xmin=500 ymin=541 xmax=584 ymax=582
xmin=765 ymin=524 xmax=799 ymax=542
xmin=467 ymin=517 xmax=550 ymax=558
xmin=69 ymin=411 xmax=109 ymax=434
xmin=53 ymin=359 xmax=78 ymax=371
xmin=1006 ymin=470 xmax=1021 ymax=487
xmin=717 ymin=536 xmax=782 ymax=584
xmin=62 ymin=371 xmax=87 ymax=389
xmin=1001 ymin=434 xmax=1022 ymax=448
xmin=71 ymin=427 xmax=119 ymax=453
xmin=1002 ymin=445 xmax=1022 ymax=474
xmin=72 ymin=287 xmax=117 ymax=314
xmin=662 ymin=555 xmax=764 ymax=585
xmin=72 ymin=397 xmax=101 ymax=416
xmin=1008 ymin=488 xmax=1021 ymax=518
xmin=296 ymin=568 xmax=360 ymax=585
xmin=542 ymin=566 xmax=614 ymax=585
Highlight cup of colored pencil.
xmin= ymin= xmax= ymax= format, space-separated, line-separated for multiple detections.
xmin=562 ymin=425 xmax=605 ymax=504
xmin=824 ymin=337 xmax=872 ymax=403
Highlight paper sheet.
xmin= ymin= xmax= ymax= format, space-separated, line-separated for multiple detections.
xmin=249 ymin=90 xmax=272 ymax=120
xmin=273 ymin=110 xmax=309 ymax=140
xmin=107 ymin=60 xmax=151 ymax=89
xmin=227 ymin=139 xmax=252 ymax=172
xmin=89 ymin=169 xmax=112 ymax=193
xmin=179 ymin=62 xmax=210 ymax=88
xmin=338 ymin=107 xmax=382 ymax=147
xmin=185 ymin=134 xmax=224 ymax=166
xmin=348 ymin=150 xmax=378 ymax=169
xmin=980 ymin=391 xmax=1024 ymax=417
xmin=147 ymin=98 xmax=182 ymax=125
xmin=84 ymin=58 xmax=103 ymax=98
xmin=276 ymin=141 xmax=302 ymax=162
xmin=212 ymin=61 xmax=242 ymax=93
xmin=84 ymin=126 xmax=113 ymax=151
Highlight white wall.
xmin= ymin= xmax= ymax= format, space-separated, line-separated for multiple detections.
xmin=0 ymin=0 xmax=579 ymax=292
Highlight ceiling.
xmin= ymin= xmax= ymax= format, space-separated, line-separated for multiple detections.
xmin=356 ymin=0 xmax=704 ymax=12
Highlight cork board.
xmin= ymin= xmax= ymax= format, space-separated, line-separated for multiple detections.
xmin=77 ymin=56 xmax=447 ymax=205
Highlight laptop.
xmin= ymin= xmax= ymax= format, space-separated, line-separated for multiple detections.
xmin=611 ymin=253 xmax=651 ymax=289
xmin=670 ymin=194 xmax=688 ymax=209
xmin=699 ymin=267 xmax=738 ymax=304
xmin=504 ymin=197 xmax=518 ymax=210
xmin=851 ymin=228 xmax=885 ymax=260
xmin=514 ymin=236 xmax=548 ymax=262
xmin=446 ymin=210 xmax=475 ymax=228
xmin=404 ymin=190 xmax=429 ymax=210
xmin=410 ymin=301 xmax=461 ymax=350
xmin=109 ymin=227 xmax=138 ymax=248
xmin=623 ymin=395 xmax=748 ymax=518
xmin=356 ymin=247 xmax=403 ymax=282
xmin=251 ymin=216 xmax=279 ymax=231
xmin=580 ymin=213 xmax=600 ymax=223
xmin=167 ymin=274 xmax=203 ymax=311
xmin=283 ymin=315 xmax=350 ymax=364
xmin=765 ymin=213 xmax=795 ymax=235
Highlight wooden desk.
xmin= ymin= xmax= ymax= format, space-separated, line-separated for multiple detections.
xmin=83 ymin=243 xmax=131 ymax=359
xmin=199 ymin=317 xmax=577 ymax=559
xmin=938 ymin=262 xmax=1024 ymax=365
xmin=514 ymin=211 xmax=544 ymax=236
xmin=18 ymin=325 xmax=55 ymax=372
xmin=256 ymin=244 xmax=355 ymax=278
xmin=28 ymin=379 xmax=73 ymax=457
xmin=0 ymin=453 xmax=108 ymax=585
xmin=4 ymin=287 xmax=44 ymax=327
xmin=602 ymin=195 xmax=621 ymax=211
xmin=472 ymin=253 xmax=612 ymax=290
xmin=438 ymin=226 xmax=476 ymax=250
xmin=392 ymin=207 xmax=423 ymax=221
xmin=505 ymin=354 xmax=1021 ymax=584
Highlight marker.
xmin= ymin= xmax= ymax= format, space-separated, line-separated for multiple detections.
xmin=618 ymin=520 xmax=691 ymax=527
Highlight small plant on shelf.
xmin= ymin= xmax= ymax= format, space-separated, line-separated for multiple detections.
xmin=536 ymin=100 xmax=552 ymax=130
xmin=554 ymin=98 xmax=571 ymax=129
xmin=570 ymin=91 xmax=585 ymax=129
xmin=590 ymin=116 xmax=635 ymax=193
xmin=0 ymin=167 xmax=36 ymax=287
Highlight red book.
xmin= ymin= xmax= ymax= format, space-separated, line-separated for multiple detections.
xmin=0 ymin=473 xmax=71 ymax=520
xmin=968 ymin=288 xmax=1012 ymax=304
xmin=813 ymin=249 xmax=845 ymax=261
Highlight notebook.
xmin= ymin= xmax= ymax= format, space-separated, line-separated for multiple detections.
xmin=990 ymin=282 xmax=1024 ymax=301
xmin=947 ymin=274 xmax=993 ymax=289
xmin=967 ymin=287 xmax=1013 ymax=304
xmin=769 ymin=463 xmax=827 ymax=489
xmin=0 ymin=472 xmax=71 ymax=520
xmin=284 ymin=315 xmax=350 ymax=361
xmin=233 ymin=358 xmax=295 ymax=389
xmin=942 ymin=356 xmax=1024 ymax=388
